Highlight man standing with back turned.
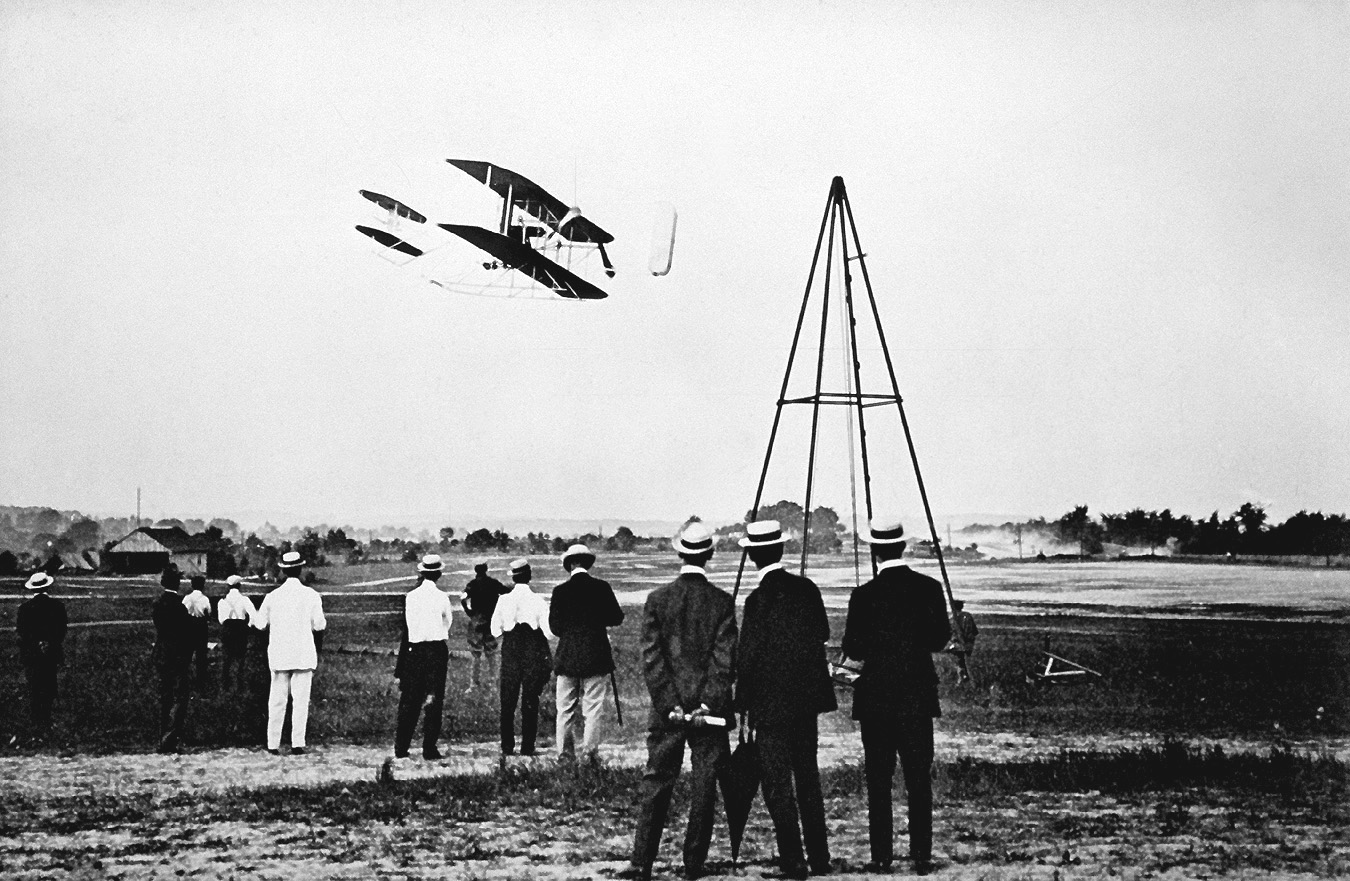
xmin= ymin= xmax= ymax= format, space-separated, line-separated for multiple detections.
xmin=549 ymin=543 xmax=624 ymax=759
xmin=841 ymin=519 xmax=951 ymax=876
xmin=394 ymin=553 xmax=453 ymax=760
xmin=736 ymin=519 xmax=836 ymax=878
xmin=17 ymin=571 xmax=67 ymax=744
xmin=621 ymin=522 xmax=737 ymax=881
xmin=252 ymin=551 xmax=326 ymax=755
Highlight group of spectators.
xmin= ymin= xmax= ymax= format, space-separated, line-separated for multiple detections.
xmin=15 ymin=515 xmax=971 ymax=879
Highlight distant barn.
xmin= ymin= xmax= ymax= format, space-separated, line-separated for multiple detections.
xmin=105 ymin=526 xmax=223 ymax=576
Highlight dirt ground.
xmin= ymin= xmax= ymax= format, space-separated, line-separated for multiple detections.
xmin=3 ymin=731 xmax=1348 ymax=880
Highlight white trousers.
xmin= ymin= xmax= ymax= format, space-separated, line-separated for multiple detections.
xmin=267 ymin=669 xmax=314 ymax=749
xmin=555 ymin=673 xmax=609 ymax=755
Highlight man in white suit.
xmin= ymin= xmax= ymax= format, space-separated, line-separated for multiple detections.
xmin=252 ymin=551 xmax=326 ymax=755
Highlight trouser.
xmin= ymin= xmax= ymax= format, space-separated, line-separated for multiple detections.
xmin=221 ymin=622 xmax=250 ymax=692
xmin=156 ymin=660 xmax=192 ymax=749
xmin=631 ymin=723 xmax=729 ymax=873
xmin=267 ymin=669 xmax=314 ymax=750
xmin=952 ymin=651 xmax=972 ymax=682
xmin=757 ymin=715 xmax=830 ymax=870
xmin=861 ymin=715 xmax=935 ymax=865
xmin=394 ymin=642 xmax=448 ymax=756
xmin=500 ymin=629 xmax=551 ymax=754
xmin=555 ymin=673 xmax=609 ymax=755
xmin=23 ymin=663 xmax=58 ymax=732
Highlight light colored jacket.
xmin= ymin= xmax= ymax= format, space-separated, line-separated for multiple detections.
xmin=218 ymin=588 xmax=256 ymax=624
xmin=253 ymin=578 xmax=326 ymax=671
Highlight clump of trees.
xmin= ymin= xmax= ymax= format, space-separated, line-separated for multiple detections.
xmin=983 ymin=503 xmax=1350 ymax=562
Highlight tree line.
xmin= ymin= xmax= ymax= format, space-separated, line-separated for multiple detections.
xmin=974 ymin=503 xmax=1350 ymax=562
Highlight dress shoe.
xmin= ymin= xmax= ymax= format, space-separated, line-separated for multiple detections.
xmin=614 ymin=864 xmax=651 ymax=881
xmin=913 ymin=859 xmax=934 ymax=876
xmin=266 ymin=748 xmax=280 ymax=755
xmin=774 ymin=861 xmax=810 ymax=880
xmin=680 ymin=867 xmax=705 ymax=880
xmin=423 ymin=749 xmax=443 ymax=761
xmin=809 ymin=860 xmax=835 ymax=876
xmin=289 ymin=747 xmax=307 ymax=756
xmin=861 ymin=860 xmax=893 ymax=874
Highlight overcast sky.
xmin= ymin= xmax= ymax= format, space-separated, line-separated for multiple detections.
xmin=2 ymin=1 xmax=1347 ymax=533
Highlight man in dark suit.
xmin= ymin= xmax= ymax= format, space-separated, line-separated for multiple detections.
xmin=841 ymin=519 xmax=952 ymax=876
xmin=548 ymin=543 xmax=624 ymax=758
xmin=620 ymin=522 xmax=737 ymax=881
xmin=152 ymin=568 xmax=194 ymax=753
xmin=735 ymin=519 xmax=837 ymax=878
xmin=17 ymin=571 xmax=68 ymax=742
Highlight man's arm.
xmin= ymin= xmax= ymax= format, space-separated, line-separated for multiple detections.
xmin=701 ymin=596 xmax=738 ymax=714
xmin=641 ymin=596 xmax=679 ymax=715
xmin=807 ymin=579 xmax=830 ymax=645
xmin=251 ymin=596 xmax=269 ymax=630
xmin=599 ymin=579 xmax=625 ymax=627
xmin=840 ymin=588 xmax=867 ymax=661
xmin=927 ymin=583 xmax=952 ymax=652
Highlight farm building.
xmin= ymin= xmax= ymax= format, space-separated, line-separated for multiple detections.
xmin=104 ymin=526 xmax=224 ymax=576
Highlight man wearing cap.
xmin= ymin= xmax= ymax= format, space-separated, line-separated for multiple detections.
xmin=218 ymin=575 xmax=256 ymax=693
xmin=622 ymin=522 xmax=737 ymax=881
xmin=735 ymin=519 xmax=837 ymax=879
xmin=183 ymin=574 xmax=212 ymax=690
xmin=841 ymin=520 xmax=952 ymax=876
xmin=394 ymin=554 xmax=454 ymax=760
xmin=461 ymin=562 xmax=507 ymax=693
xmin=252 ymin=551 xmax=327 ymax=755
xmin=16 ymin=571 xmax=67 ymax=742
xmin=549 ymin=543 xmax=625 ymax=758
xmin=491 ymin=558 xmax=553 ymax=756
xmin=152 ymin=568 xmax=194 ymax=753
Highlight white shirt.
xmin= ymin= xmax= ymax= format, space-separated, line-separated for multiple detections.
xmin=253 ymin=578 xmax=326 ymax=671
xmin=754 ymin=561 xmax=785 ymax=584
xmin=679 ymin=564 xmax=707 ymax=576
xmin=183 ymin=590 xmax=211 ymax=618
xmin=878 ymin=558 xmax=908 ymax=572
xmin=405 ymin=579 xmax=453 ymax=643
xmin=218 ymin=588 xmax=256 ymax=624
xmin=490 ymin=582 xmax=553 ymax=639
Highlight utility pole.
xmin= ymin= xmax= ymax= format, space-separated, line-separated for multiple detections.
xmin=136 ymin=487 xmax=141 ymax=528
xmin=1015 ymin=523 xmax=1024 ymax=559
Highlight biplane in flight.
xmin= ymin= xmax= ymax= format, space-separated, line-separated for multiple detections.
xmin=355 ymin=160 xmax=677 ymax=301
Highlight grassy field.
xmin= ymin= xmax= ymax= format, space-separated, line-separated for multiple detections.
xmin=1 ymin=556 xmax=1348 ymax=750
xmin=2 ymin=558 xmax=1348 ymax=878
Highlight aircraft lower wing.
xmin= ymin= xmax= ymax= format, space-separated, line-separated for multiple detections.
xmin=356 ymin=225 xmax=424 ymax=257
xmin=438 ymin=224 xmax=608 ymax=300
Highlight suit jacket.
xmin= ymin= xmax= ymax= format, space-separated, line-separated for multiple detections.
xmin=17 ymin=593 xmax=67 ymax=668
xmin=641 ymin=572 xmax=737 ymax=725
xmin=253 ymin=578 xmax=327 ymax=671
xmin=735 ymin=567 xmax=837 ymax=725
xmin=152 ymin=589 xmax=193 ymax=666
xmin=841 ymin=564 xmax=951 ymax=720
xmin=548 ymin=571 xmax=624 ymax=678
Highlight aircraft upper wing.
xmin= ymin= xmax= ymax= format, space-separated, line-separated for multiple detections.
xmin=439 ymin=224 xmax=608 ymax=300
xmin=359 ymin=190 xmax=426 ymax=223
xmin=356 ymin=225 xmax=424 ymax=257
xmin=446 ymin=159 xmax=615 ymax=245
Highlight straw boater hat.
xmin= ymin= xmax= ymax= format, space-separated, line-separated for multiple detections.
xmin=417 ymin=554 xmax=443 ymax=573
xmin=510 ymin=558 xmax=531 ymax=577
xmin=738 ymin=519 xmax=787 ymax=548
xmin=25 ymin=572 xmax=54 ymax=592
xmin=279 ymin=551 xmax=305 ymax=569
xmin=561 ymin=544 xmax=596 ymax=569
xmin=864 ymin=518 xmax=907 ymax=545
xmin=673 ymin=522 xmax=716 ymax=556
xmin=226 ymin=575 xmax=243 ymax=587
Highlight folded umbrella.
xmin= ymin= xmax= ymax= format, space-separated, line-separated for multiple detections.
xmin=718 ymin=722 xmax=761 ymax=865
